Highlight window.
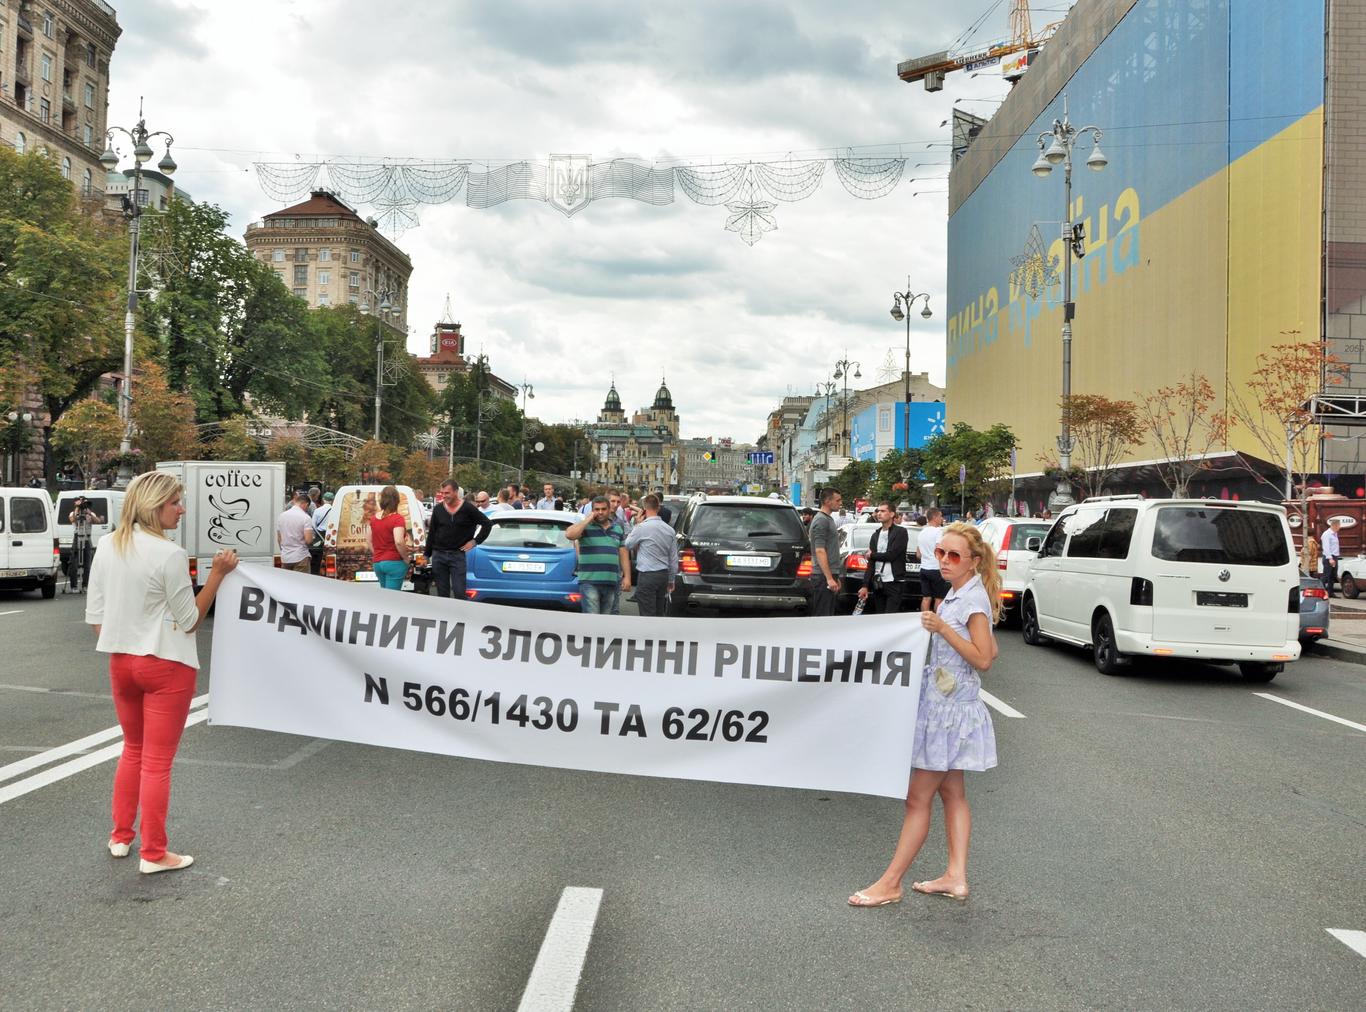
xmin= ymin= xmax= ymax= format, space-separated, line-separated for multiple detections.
xmin=318 ymin=248 xmax=331 ymax=262
xmin=484 ymin=519 xmax=573 ymax=549
xmin=11 ymin=496 xmax=48 ymax=533
xmin=293 ymin=265 xmax=308 ymax=285
xmin=292 ymin=287 xmax=307 ymax=299
xmin=689 ymin=504 xmax=805 ymax=541
xmin=348 ymin=295 xmax=358 ymax=306
xmin=86 ymin=43 xmax=96 ymax=68
xmin=1151 ymin=507 xmax=1289 ymax=567
xmin=271 ymin=248 xmax=285 ymax=262
xmin=82 ymin=123 xmax=92 ymax=146
xmin=42 ymin=12 xmax=54 ymax=37
xmin=317 ymin=270 xmax=330 ymax=286
xmin=294 ymin=247 xmax=307 ymax=261
xmin=318 ymin=217 xmax=336 ymax=227
xmin=317 ymin=292 xmax=329 ymax=307
xmin=879 ymin=408 xmax=891 ymax=432
xmin=60 ymin=156 xmax=69 ymax=179
xmin=350 ymin=250 xmax=361 ymax=263
xmin=40 ymin=53 xmax=51 ymax=81
xmin=38 ymin=97 xmax=48 ymax=122
xmin=349 ymin=271 xmax=359 ymax=288
xmin=14 ymin=132 xmax=25 ymax=154
xmin=1066 ymin=508 xmax=1136 ymax=560
xmin=83 ymin=81 xmax=93 ymax=108
xmin=81 ymin=168 xmax=91 ymax=195
xmin=1037 ymin=512 xmax=1071 ymax=559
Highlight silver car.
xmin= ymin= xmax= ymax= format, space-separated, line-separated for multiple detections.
xmin=1299 ymin=574 xmax=1330 ymax=643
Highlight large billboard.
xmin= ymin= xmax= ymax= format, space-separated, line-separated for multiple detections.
xmin=946 ymin=0 xmax=1325 ymax=470
xmin=850 ymin=402 xmax=949 ymax=461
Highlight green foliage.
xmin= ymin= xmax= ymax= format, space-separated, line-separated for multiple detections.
xmin=828 ymin=459 xmax=875 ymax=504
xmin=868 ymin=448 xmax=926 ymax=507
xmin=131 ymin=359 xmax=200 ymax=465
xmin=52 ymin=398 xmax=123 ymax=481
xmin=207 ymin=416 xmax=262 ymax=461
xmin=266 ymin=436 xmax=312 ymax=491
xmin=920 ymin=422 xmax=1017 ymax=509
xmin=310 ymin=446 xmax=351 ymax=491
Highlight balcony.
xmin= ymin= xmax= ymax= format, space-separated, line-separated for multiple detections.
xmin=61 ymin=91 xmax=75 ymax=113
xmin=16 ymin=14 xmax=33 ymax=39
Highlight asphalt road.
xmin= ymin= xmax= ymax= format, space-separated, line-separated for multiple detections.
xmin=1 ymin=582 xmax=1363 ymax=1011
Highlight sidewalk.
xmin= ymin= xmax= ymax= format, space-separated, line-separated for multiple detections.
xmin=1307 ymin=594 xmax=1366 ymax=665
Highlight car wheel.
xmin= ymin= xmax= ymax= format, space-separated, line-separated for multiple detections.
xmin=1238 ymin=661 xmax=1282 ymax=682
xmin=1021 ymin=596 xmax=1043 ymax=646
xmin=1341 ymin=573 xmax=1358 ymax=599
xmin=40 ymin=577 xmax=56 ymax=600
xmin=1092 ymin=613 xmax=1126 ymax=676
xmin=410 ymin=577 xmax=430 ymax=596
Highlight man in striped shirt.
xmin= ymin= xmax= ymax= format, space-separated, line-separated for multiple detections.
xmin=566 ymin=494 xmax=631 ymax=614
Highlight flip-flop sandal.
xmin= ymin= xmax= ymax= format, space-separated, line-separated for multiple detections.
xmin=911 ymin=881 xmax=968 ymax=901
xmin=848 ymin=890 xmax=902 ymax=907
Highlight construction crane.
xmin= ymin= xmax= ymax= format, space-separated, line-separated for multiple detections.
xmin=898 ymin=0 xmax=1063 ymax=92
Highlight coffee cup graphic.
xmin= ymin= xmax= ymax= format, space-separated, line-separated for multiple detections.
xmin=207 ymin=493 xmax=263 ymax=549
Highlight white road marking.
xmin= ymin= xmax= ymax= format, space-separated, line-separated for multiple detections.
xmin=979 ymin=689 xmax=1025 ymax=719
xmin=0 ymin=682 xmax=112 ymax=700
xmin=1327 ymin=929 xmax=1366 ymax=959
xmin=0 ymin=694 xmax=209 ymax=786
xmin=517 ymin=887 xmax=604 ymax=1012
xmin=1254 ymin=693 xmax=1366 ymax=734
xmin=0 ymin=609 xmax=24 ymax=616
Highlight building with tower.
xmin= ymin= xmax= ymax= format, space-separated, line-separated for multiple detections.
xmin=585 ymin=378 xmax=681 ymax=493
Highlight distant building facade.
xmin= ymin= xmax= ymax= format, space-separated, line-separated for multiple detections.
xmin=414 ymin=321 xmax=516 ymax=401
xmin=679 ymin=437 xmax=760 ymax=493
xmin=586 ymin=380 xmax=680 ymax=493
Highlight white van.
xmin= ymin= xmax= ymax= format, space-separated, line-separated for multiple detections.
xmin=0 ymin=488 xmax=60 ymax=598
xmin=1021 ymin=496 xmax=1300 ymax=681
xmin=318 ymin=484 xmax=428 ymax=591
xmin=54 ymin=489 xmax=125 ymax=565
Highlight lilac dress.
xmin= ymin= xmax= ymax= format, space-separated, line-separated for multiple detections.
xmin=911 ymin=574 xmax=998 ymax=772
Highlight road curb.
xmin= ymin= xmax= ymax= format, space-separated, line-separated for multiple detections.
xmin=1306 ymin=638 xmax=1366 ymax=665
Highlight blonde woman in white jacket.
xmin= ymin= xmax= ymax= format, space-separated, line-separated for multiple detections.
xmin=86 ymin=471 xmax=237 ymax=874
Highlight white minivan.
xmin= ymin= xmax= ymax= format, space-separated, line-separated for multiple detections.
xmin=1021 ymin=496 xmax=1301 ymax=681
xmin=54 ymin=489 xmax=124 ymax=566
xmin=0 ymin=488 xmax=60 ymax=598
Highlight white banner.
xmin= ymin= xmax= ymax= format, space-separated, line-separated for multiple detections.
xmin=208 ymin=568 xmax=928 ymax=798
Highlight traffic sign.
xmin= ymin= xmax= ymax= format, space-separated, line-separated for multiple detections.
xmin=747 ymin=451 xmax=775 ymax=465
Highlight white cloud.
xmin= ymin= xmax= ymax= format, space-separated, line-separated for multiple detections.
xmin=109 ymin=0 xmax=1017 ymax=441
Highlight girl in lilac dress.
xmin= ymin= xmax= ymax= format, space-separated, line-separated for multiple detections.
xmin=850 ymin=522 xmax=1001 ymax=907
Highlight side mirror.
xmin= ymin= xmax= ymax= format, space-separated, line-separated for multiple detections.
xmin=1025 ymin=537 xmax=1042 ymax=552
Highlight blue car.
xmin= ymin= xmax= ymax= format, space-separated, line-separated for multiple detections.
xmin=465 ymin=509 xmax=582 ymax=610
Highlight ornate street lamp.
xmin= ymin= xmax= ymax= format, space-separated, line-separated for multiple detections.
xmin=890 ymin=283 xmax=933 ymax=455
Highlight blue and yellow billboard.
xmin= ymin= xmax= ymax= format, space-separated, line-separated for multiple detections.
xmin=947 ymin=0 xmax=1325 ymax=469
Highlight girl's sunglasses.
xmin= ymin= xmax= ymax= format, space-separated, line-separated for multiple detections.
xmin=933 ymin=546 xmax=970 ymax=565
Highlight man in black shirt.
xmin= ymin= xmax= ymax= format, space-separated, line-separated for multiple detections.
xmin=424 ymin=479 xmax=494 ymax=599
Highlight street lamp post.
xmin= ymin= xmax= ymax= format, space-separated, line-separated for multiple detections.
xmin=359 ymin=289 xmax=393 ymax=440
xmin=1031 ymin=93 xmax=1107 ymax=511
xmin=518 ymin=380 xmax=535 ymax=483
xmin=815 ymin=380 xmax=837 ymax=468
xmin=890 ymin=283 xmax=933 ymax=454
xmin=99 ymin=103 xmax=176 ymax=488
xmin=833 ymin=355 xmax=862 ymax=459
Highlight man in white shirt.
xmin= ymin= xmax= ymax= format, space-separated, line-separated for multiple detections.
xmin=277 ymin=492 xmax=314 ymax=573
xmin=535 ymin=483 xmax=557 ymax=510
xmin=917 ymin=507 xmax=948 ymax=611
xmin=1321 ymin=518 xmax=1342 ymax=597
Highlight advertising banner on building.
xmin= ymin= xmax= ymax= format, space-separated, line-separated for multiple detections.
xmin=209 ymin=567 xmax=929 ymax=798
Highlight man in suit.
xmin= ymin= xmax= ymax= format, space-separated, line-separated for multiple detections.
xmin=857 ymin=501 xmax=909 ymax=614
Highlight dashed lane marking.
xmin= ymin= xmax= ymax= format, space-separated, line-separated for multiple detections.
xmin=1253 ymin=693 xmax=1366 ymax=734
xmin=0 ymin=693 xmax=209 ymax=786
xmin=1327 ymin=929 xmax=1366 ymax=960
xmin=517 ymin=886 xmax=604 ymax=1012
xmin=979 ymin=689 xmax=1025 ymax=719
xmin=0 ymin=610 xmax=23 ymax=616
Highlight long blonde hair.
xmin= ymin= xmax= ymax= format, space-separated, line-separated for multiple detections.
xmin=942 ymin=521 xmax=1003 ymax=624
xmin=110 ymin=471 xmax=182 ymax=554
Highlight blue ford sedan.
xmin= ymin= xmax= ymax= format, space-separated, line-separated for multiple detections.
xmin=465 ymin=509 xmax=582 ymax=610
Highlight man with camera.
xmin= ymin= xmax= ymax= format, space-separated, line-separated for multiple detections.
xmin=68 ymin=496 xmax=105 ymax=592
xmin=857 ymin=501 xmax=909 ymax=615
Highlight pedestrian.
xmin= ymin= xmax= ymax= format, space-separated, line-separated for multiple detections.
xmin=1300 ymin=533 xmax=1321 ymax=577
xmin=308 ymin=491 xmax=335 ymax=576
xmin=367 ymin=485 xmax=412 ymax=591
xmin=849 ymin=522 xmax=1001 ymax=908
xmin=276 ymin=491 xmax=314 ymax=573
xmin=858 ymin=501 xmax=908 ymax=615
xmin=493 ymin=488 xmax=514 ymax=513
xmin=807 ymin=488 xmax=842 ymax=616
xmin=424 ymin=479 xmax=493 ymax=599
xmin=1321 ymin=518 xmax=1342 ymax=597
xmin=307 ymin=485 xmax=322 ymax=517
xmin=84 ymin=470 xmax=239 ymax=874
xmin=536 ymin=483 xmax=557 ymax=510
xmin=67 ymin=495 xmax=104 ymax=592
xmin=472 ymin=490 xmax=493 ymax=514
xmin=917 ymin=507 xmax=949 ymax=611
xmin=566 ymin=494 xmax=631 ymax=614
xmin=626 ymin=493 xmax=679 ymax=617
xmin=504 ymin=483 xmax=523 ymax=509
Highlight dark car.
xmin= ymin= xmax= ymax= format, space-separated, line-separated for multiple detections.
xmin=1299 ymin=573 xmax=1329 ymax=643
xmin=837 ymin=522 xmax=922 ymax=613
xmin=670 ymin=495 xmax=812 ymax=615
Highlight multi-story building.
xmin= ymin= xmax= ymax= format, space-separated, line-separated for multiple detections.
xmin=103 ymin=166 xmax=189 ymax=214
xmin=679 ymin=437 xmax=761 ymax=494
xmin=0 ymin=0 xmax=119 ymax=200
xmin=586 ymin=380 xmax=680 ymax=493
xmin=244 ymin=190 xmax=411 ymax=329
xmin=414 ymin=321 xmax=516 ymax=401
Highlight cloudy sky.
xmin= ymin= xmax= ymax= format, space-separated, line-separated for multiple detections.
xmin=109 ymin=0 xmax=1037 ymax=441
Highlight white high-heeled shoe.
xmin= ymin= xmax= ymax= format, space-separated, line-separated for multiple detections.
xmin=108 ymin=839 xmax=131 ymax=858
xmin=139 ymin=854 xmax=194 ymax=874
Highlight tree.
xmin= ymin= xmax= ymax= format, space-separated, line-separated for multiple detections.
xmin=52 ymin=398 xmax=122 ymax=483
xmin=310 ymin=446 xmax=351 ymax=492
xmin=920 ymin=422 xmax=1017 ymax=510
xmin=131 ymin=359 xmax=200 ymax=466
xmin=1136 ymin=372 xmax=1230 ymax=497
xmin=1038 ymin=394 xmax=1142 ymax=499
xmin=0 ymin=148 xmax=127 ymax=477
xmin=868 ymin=448 xmax=926 ymax=507
xmin=828 ymin=459 xmax=875 ymax=504
xmin=266 ymin=436 xmax=313 ymax=491
xmin=352 ymin=439 xmax=394 ymax=483
xmin=396 ymin=450 xmax=447 ymax=497
xmin=207 ymin=416 xmax=262 ymax=462
xmin=1227 ymin=337 xmax=1347 ymax=505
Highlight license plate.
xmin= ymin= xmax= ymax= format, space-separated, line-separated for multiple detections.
xmin=725 ymin=555 xmax=770 ymax=568
xmin=502 ymin=561 xmax=546 ymax=573
xmin=354 ymin=571 xmax=378 ymax=582
xmin=0 ymin=569 xmax=28 ymax=578
xmin=1196 ymin=591 xmax=1247 ymax=607
xmin=907 ymin=563 xmax=921 ymax=574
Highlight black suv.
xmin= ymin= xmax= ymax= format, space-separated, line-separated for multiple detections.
xmin=670 ymin=495 xmax=812 ymax=615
